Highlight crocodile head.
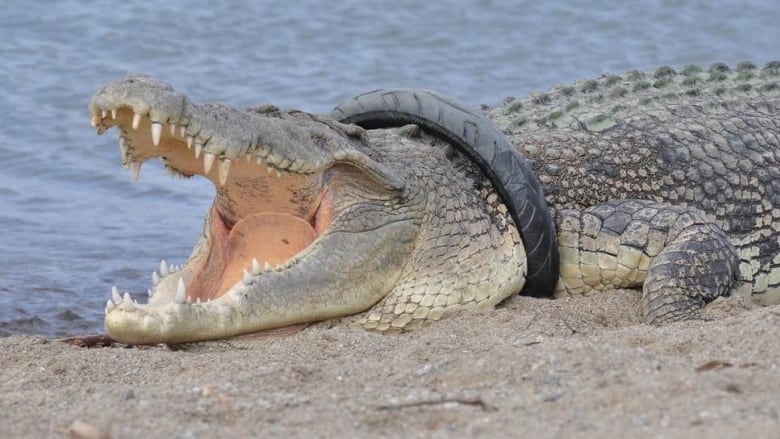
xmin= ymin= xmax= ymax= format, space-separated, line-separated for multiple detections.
xmin=89 ymin=75 xmax=526 ymax=344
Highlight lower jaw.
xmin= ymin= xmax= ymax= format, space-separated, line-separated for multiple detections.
xmin=184 ymin=205 xmax=318 ymax=303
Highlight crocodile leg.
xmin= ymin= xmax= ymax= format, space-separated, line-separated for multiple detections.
xmin=642 ymin=223 xmax=738 ymax=323
xmin=555 ymin=199 xmax=738 ymax=323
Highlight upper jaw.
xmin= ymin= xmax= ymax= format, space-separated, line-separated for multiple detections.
xmin=89 ymin=74 xmax=333 ymax=182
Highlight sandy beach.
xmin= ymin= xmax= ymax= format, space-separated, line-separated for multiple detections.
xmin=1 ymin=291 xmax=778 ymax=438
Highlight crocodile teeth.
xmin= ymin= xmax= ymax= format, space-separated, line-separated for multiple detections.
xmin=122 ymin=293 xmax=135 ymax=312
xmin=132 ymin=113 xmax=142 ymax=130
xmin=204 ymin=152 xmax=216 ymax=174
xmin=242 ymin=269 xmax=252 ymax=285
xmin=119 ymin=137 xmax=129 ymax=159
xmin=187 ymin=136 xmax=194 ymax=149
xmin=219 ymin=159 xmax=231 ymax=186
xmin=111 ymin=286 xmax=122 ymax=304
xmin=147 ymin=288 xmax=153 ymax=297
xmin=160 ymin=259 xmax=169 ymax=277
xmin=194 ymin=143 xmax=203 ymax=159
xmin=276 ymin=170 xmax=282 ymax=178
xmin=256 ymin=156 xmax=263 ymax=165
xmin=130 ymin=161 xmax=142 ymax=182
xmin=266 ymin=165 xmax=273 ymax=174
xmin=169 ymin=123 xmax=176 ymax=135
xmin=151 ymin=122 xmax=163 ymax=146
xmin=101 ymin=110 xmax=108 ymax=119
xmin=252 ymin=258 xmax=261 ymax=275
xmin=152 ymin=271 xmax=160 ymax=286
xmin=264 ymin=261 xmax=271 ymax=272
xmin=105 ymin=299 xmax=115 ymax=314
xmin=111 ymin=109 xmax=117 ymax=119
xmin=174 ymin=278 xmax=186 ymax=304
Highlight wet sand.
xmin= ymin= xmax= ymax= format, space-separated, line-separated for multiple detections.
xmin=1 ymin=291 xmax=778 ymax=438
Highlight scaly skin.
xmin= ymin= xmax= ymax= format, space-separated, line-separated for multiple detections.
xmin=89 ymin=75 xmax=524 ymax=343
xmin=89 ymin=61 xmax=780 ymax=344
xmin=484 ymin=61 xmax=780 ymax=311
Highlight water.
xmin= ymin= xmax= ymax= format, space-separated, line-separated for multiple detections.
xmin=1 ymin=0 xmax=778 ymax=337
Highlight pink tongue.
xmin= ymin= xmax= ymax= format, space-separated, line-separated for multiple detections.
xmin=216 ymin=212 xmax=316 ymax=295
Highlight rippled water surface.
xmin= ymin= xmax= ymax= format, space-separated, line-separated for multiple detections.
xmin=1 ymin=0 xmax=778 ymax=336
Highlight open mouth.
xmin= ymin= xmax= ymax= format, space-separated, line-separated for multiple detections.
xmin=94 ymin=106 xmax=333 ymax=308
xmin=90 ymin=87 xmax=333 ymax=313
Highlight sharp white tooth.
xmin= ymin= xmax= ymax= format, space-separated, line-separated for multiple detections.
xmin=267 ymin=165 xmax=273 ymax=174
xmin=123 ymin=293 xmax=135 ymax=311
xmin=264 ymin=261 xmax=271 ymax=272
xmin=160 ymin=259 xmax=170 ymax=277
xmin=194 ymin=143 xmax=203 ymax=159
xmin=147 ymin=288 xmax=153 ymax=297
xmin=252 ymin=258 xmax=261 ymax=275
xmin=218 ymin=159 xmax=231 ymax=186
xmin=196 ymin=297 xmax=201 ymax=305
xmin=187 ymin=136 xmax=194 ymax=149
xmin=204 ymin=152 xmax=215 ymax=174
xmin=119 ymin=137 xmax=129 ymax=158
xmin=132 ymin=112 xmax=142 ymax=130
xmin=174 ymin=278 xmax=186 ymax=304
xmin=111 ymin=286 xmax=122 ymax=304
xmin=152 ymin=271 xmax=160 ymax=285
xmin=130 ymin=161 xmax=142 ymax=182
xmin=243 ymin=269 xmax=252 ymax=285
xmin=101 ymin=110 xmax=108 ymax=119
xmin=276 ymin=170 xmax=282 ymax=178
xmin=111 ymin=109 xmax=117 ymax=119
xmin=180 ymin=125 xmax=186 ymax=136
xmin=245 ymin=152 xmax=252 ymax=162
xmin=106 ymin=299 xmax=115 ymax=313
xmin=169 ymin=123 xmax=176 ymax=135
xmin=151 ymin=122 xmax=163 ymax=146
xmin=256 ymin=156 xmax=263 ymax=165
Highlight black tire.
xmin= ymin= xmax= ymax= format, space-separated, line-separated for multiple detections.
xmin=330 ymin=89 xmax=559 ymax=297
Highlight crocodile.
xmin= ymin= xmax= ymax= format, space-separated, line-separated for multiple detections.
xmin=89 ymin=61 xmax=780 ymax=345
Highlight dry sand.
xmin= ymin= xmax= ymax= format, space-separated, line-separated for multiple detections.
xmin=1 ymin=290 xmax=778 ymax=438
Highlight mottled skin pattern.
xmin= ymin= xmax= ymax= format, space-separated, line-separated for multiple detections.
xmin=488 ymin=61 xmax=780 ymax=312
xmin=340 ymin=144 xmax=525 ymax=332
xmin=89 ymin=77 xmax=524 ymax=343
xmin=89 ymin=61 xmax=780 ymax=344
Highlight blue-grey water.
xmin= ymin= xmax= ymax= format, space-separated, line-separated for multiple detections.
xmin=1 ymin=0 xmax=778 ymax=337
